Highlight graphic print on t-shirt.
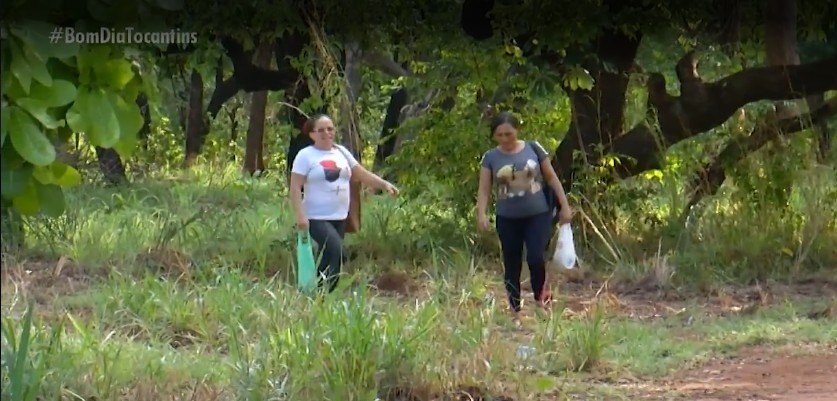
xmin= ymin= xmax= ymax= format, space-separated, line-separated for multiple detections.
xmin=495 ymin=159 xmax=542 ymax=200
xmin=319 ymin=159 xmax=341 ymax=182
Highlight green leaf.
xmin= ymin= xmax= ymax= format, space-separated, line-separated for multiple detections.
xmin=76 ymin=46 xmax=112 ymax=85
xmin=35 ymin=182 xmax=65 ymax=217
xmin=1 ymin=39 xmax=10 ymax=95
xmin=95 ymin=58 xmax=135 ymax=89
xmin=85 ymin=88 xmax=120 ymax=147
xmin=15 ymin=98 xmax=62 ymax=129
xmin=1 ymin=159 xmax=33 ymax=200
xmin=66 ymin=86 xmax=91 ymax=133
xmin=9 ymin=39 xmax=32 ymax=94
xmin=56 ymin=126 xmax=74 ymax=142
xmin=9 ymin=20 xmax=80 ymax=59
xmin=4 ymin=75 xmax=29 ymax=100
xmin=7 ymin=106 xmax=56 ymax=166
xmin=22 ymin=45 xmax=53 ymax=87
xmin=12 ymin=181 xmax=40 ymax=215
xmin=32 ymin=165 xmax=54 ymax=184
xmin=33 ymin=161 xmax=82 ymax=187
xmin=29 ymin=80 xmax=77 ymax=107
xmin=1 ymin=139 xmax=27 ymax=168
xmin=0 ymin=105 xmax=8 ymax=147
xmin=109 ymin=92 xmax=143 ymax=158
xmin=51 ymin=162 xmax=82 ymax=187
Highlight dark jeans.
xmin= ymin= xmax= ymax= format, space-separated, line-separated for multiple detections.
xmin=496 ymin=211 xmax=553 ymax=311
xmin=309 ymin=219 xmax=346 ymax=292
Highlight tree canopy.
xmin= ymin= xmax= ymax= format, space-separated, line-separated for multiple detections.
xmin=2 ymin=0 xmax=836 ymax=241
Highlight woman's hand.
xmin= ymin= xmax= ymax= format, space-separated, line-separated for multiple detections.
xmin=477 ymin=214 xmax=491 ymax=232
xmin=383 ymin=181 xmax=399 ymax=196
xmin=295 ymin=214 xmax=309 ymax=230
xmin=558 ymin=206 xmax=573 ymax=225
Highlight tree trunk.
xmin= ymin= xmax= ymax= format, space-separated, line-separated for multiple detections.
xmin=242 ymin=42 xmax=273 ymax=176
xmin=175 ymin=70 xmax=189 ymax=133
xmin=339 ymin=41 xmax=363 ymax=159
xmin=374 ymin=87 xmax=409 ymax=170
xmin=136 ymin=93 xmax=151 ymax=151
xmin=184 ymin=69 xmax=208 ymax=166
xmin=552 ymin=29 xmax=642 ymax=192
xmin=228 ymin=101 xmax=242 ymax=161
xmin=95 ymin=147 xmax=127 ymax=185
xmin=765 ymin=0 xmax=801 ymax=118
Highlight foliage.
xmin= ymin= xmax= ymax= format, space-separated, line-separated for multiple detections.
xmin=1 ymin=1 xmax=836 ymax=400
xmin=1 ymin=0 xmax=184 ymax=221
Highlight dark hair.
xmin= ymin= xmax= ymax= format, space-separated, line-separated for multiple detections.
xmin=302 ymin=113 xmax=331 ymax=136
xmin=489 ymin=111 xmax=520 ymax=135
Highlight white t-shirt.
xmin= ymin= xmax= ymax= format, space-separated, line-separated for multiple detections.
xmin=291 ymin=144 xmax=359 ymax=220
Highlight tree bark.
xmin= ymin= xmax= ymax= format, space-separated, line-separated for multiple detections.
xmin=764 ymin=0 xmax=801 ymax=118
xmin=95 ymin=147 xmax=127 ymax=186
xmin=184 ymin=69 xmax=208 ymax=166
xmin=374 ymin=87 xmax=409 ymax=170
xmin=595 ymin=52 xmax=836 ymax=182
xmin=339 ymin=41 xmax=363 ymax=159
xmin=685 ymin=97 xmax=837 ymax=210
xmin=206 ymin=35 xmax=303 ymax=119
xmin=683 ymin=0 xmax=825 ymax=210
xmin=552 ymin=29 xmax=642 ymax=192
xmin=242 ymin=42 xmax=274 ymax=175
xmin=136 ymin=93 xmax=151 ymax=151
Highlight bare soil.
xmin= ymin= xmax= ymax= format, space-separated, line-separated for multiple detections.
xmin=659 ymin=346 xmax=837 ymax=401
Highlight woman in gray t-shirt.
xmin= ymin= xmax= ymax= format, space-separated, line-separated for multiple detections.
xmin=476 ymin=111 xmax=572 ymax=315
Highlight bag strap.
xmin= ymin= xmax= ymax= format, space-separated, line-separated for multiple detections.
xmin=526 ymin=140 xmax=549 ymax=174
xmin=334 ymin=144 xmax=354 ymax=165
xmin=333 ymin=145 xmax=360 ymax=183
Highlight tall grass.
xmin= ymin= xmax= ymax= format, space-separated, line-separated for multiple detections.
xmin=1 ymin=161 xmax=835 ymax=400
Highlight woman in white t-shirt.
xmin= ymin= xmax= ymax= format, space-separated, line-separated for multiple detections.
xmin=289 ymin=114 xmax=399 ymax=292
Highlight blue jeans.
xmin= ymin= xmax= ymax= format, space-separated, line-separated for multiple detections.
xmin=496 ymin=211 xmax=552 ymax=311
xmin=308 ymin=219 xmax=346 ymax=292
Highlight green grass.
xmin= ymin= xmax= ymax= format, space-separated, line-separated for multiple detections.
xmin=2 ymin=165 xmax=836 ymax=401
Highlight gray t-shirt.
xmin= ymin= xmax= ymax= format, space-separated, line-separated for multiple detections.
xmin=480 ymin=140 xmax=550 ymax=218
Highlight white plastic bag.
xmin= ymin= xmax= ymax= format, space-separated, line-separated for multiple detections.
xmin=552 ymin=223 xmax=577 ymax=269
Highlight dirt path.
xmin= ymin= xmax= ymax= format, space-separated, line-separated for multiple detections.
xmin=661 ymin=347 xmax=837 ymax=401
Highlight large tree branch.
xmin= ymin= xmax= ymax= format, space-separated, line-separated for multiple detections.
xmin=207 ymin=76 xmax=241 ymax=119
xmin=603 ymin=52 xmax=837 ymax=178
xmin=220 ymin=37 xmax=298 ymax=92
xmin=552 ymin=29 xmax=642 ymax=191
xmin=362 ymin=51 xmax=411 ymax=77
xmin=206 ymin=35 xmax=305 ymax=119
xmin=685 ymin=96 xmax=837 ymax=209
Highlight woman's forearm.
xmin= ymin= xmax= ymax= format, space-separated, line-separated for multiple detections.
xmin=357 ymin=168 xmax=389 ymax=190
xmin=477 ymin=191 xmax=489 ymax=216
xmin=289 ymin=187 xmax=305 ymax=218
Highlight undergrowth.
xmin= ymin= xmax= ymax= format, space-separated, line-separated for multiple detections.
xmin=1 ymin=162 xmax=835 ymax=401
